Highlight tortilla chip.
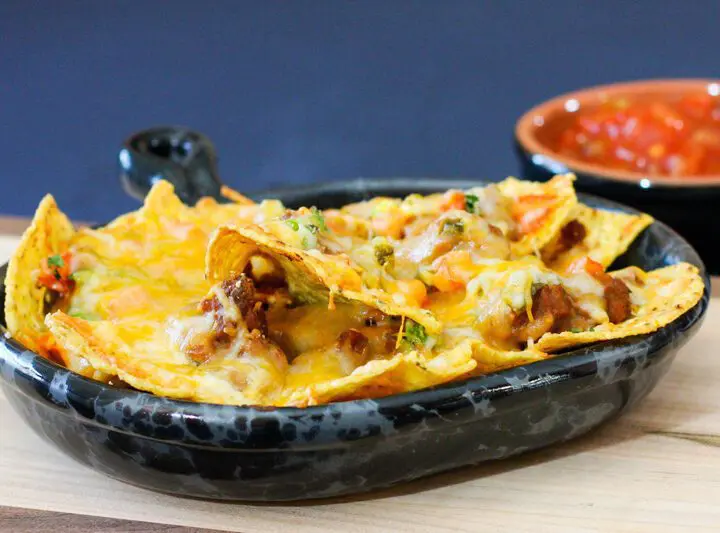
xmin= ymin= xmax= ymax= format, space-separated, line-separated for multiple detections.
xmin=536 ymin=262 xmax=703 ymax=352
xmin=496 ymin=174 xmax=578 ymax=257
xmin=470 ymin=341 xmax=550 ymax=374
xmin=46 ymin=311 xmax=287 ymax=405
xmin=106 ymin=180 xmax=258 ymax=238
xmin=206 ymin=224 xmax=442 ymax=333
xmin=46 ymin=312 xmax=193 ymax=395
xmin=283 ymin=341 xmax=477 ymax=406
xmin=542 ymin=204 xmax=653 ymax=272
xmin=3 ymin=196 xmax=111 ymax=379
xmin=4 ymin=195 xmax=74 ymax=351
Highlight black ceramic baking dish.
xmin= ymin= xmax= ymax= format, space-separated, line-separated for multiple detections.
xmin=0 ymin=128 xmax=710 ymax=502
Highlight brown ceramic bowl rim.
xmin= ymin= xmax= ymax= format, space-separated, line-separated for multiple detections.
xmin=515 ymin=78 xmax=720 ymax=188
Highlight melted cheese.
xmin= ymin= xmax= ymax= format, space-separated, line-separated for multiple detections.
xmin=26 ymin=177 xmax=698 ymax=407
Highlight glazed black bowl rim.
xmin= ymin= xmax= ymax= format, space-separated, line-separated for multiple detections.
xmin=514 ymin=78 xmax=720 ymax=189
xmin=0 ymin=178 xmax=710 ymax=446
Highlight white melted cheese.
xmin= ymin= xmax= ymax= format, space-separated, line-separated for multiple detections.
xmin=166 ymin=313 xmax=215 ymax=353
xmin=630 ymin=287 xmax=645 ymax=307
xmin=212 ymin=285 xmax=240 ymax=323
xmin=560 ymin=272 xmax=608 ymax=323
xmin=467 ymin=261 xmax=560 ymax=313
xmin=561 ymin=272 xmax=605 ymax=297
xmin=253 ymin=200 xmax=286 ymax=223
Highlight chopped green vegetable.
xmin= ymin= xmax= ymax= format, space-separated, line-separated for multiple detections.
xmin=403 ymin=320 xmax=428 ymax=347
xmin=374 ymin=242 xmax=395 ymax=267
xmin=440 ymin=218 xmax=465 ymax=236
xmin=465 ymin=194 xmax=479 ymax=214
xmin=69 ymin=269 xmax=94 ymax=283
xmin=47 ymin=254 xmax=64 ymax=268
xmin=309 ymin=206 xmax=327 ymax=231
xmin=285 ymin=219 xmax=300 ymax=231
xmin=569 ymin=327 xmax=583 ymax=333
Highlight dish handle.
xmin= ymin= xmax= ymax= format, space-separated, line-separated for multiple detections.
xmin=118 ymin=126 xmax=228 ymax=205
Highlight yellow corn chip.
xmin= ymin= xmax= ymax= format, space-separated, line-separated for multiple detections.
xmin=46 ymin=311 xmax=288 ymax=406
xmin=542 ymin=204 xmax=653 ymax=272
xmin=470 ymin=341 xmax=550 ymax=374
xmin=536 ymin=262 xmax=704 ymax=352
xmin=497 ymin=174 xmax=578 ymax=257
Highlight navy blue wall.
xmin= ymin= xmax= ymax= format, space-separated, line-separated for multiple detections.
xmin=1 ymin=1 xmax=718 ymax=220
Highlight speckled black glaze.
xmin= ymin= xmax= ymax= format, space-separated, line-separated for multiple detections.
xmin=515 ymin=140 xmax=720 ymax=275
xmin=0 ymin=179 xmax=710 ymax=501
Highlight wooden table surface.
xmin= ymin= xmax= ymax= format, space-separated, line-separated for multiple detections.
xmin=0 ymin=217 xmax=718 ymax=533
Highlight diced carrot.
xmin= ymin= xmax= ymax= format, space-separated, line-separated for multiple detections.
xmin=440 ymin=190 xmax=466 ymax=211
xmin=431 ymin=250 xmax=474 ymax=292
xmin=371 ymin=211 xmax=407 ymax=239
xmin=394 ymin=279 xmax=428 ymax=307
xmin=511 ymin=194 xmax=557 ymax=235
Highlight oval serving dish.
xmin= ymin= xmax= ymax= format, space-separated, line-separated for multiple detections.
xmin=0 ymin=179 xmax=710 ymax=501
xmin=514 ymin=79 xmax=720 ymax=274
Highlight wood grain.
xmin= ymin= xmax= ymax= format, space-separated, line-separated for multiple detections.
xmin=0 ymin=506 xmax=216 ymax=533
xmin=0 ymin=225 xmax=719 ymax=532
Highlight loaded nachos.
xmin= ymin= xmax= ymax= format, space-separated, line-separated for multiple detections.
xmin=4 ymin=175 xmax=704 ymax=407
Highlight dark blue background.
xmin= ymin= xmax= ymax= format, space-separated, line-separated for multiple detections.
xmin=2 ymin=1 xmax=718 ymax=221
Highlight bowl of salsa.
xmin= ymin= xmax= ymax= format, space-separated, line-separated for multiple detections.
xmin=515 ymin=79 xmax=720 ymax=273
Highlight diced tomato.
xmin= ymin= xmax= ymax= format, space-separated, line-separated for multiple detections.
xmin=37 ymin=251 xmax=75 ymax=295
xmin=555 ymin=93 xmax=720 ymax=177
xmin=677 ymin=94 xmax=715 ymax=120
xmin=567 ymin=256 xmax=612 ymax=285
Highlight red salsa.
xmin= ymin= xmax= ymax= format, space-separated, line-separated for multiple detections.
xmin=555 ymin=93 xmax=720 ymax=177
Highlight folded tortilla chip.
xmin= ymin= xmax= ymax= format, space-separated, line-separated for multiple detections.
xmin=206 ymin=224 xmax=441 ymax=334
xmin=4 ymin=195 xmax=74 ymax=353
xmin=536 ymin=262 xmax=703 ymax=352
xmin=496 ymin=174 xmax=578 ymax=257
xmin=542 ymin=204 xmax=653 ymax=272
xmin=3 ymin=196 xmax=108 ymax=379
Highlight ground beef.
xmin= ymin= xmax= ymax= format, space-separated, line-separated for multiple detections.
xmin=188 ymin=274 xmax=272 ymax=363
xmin=543 ymin=220 xmax=588 ymax=262
xmin=336 ymin=329 xmax=369 ymax=356
xmin=221 ymin=274 xmax=256 ymax=317
xmin=604 ymin=278 xmax=632 ymax=324
xmin=559 ymin=220 xmax=587 ymax=250
xmin=512 ymin=284 xmax=574 ymax=344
